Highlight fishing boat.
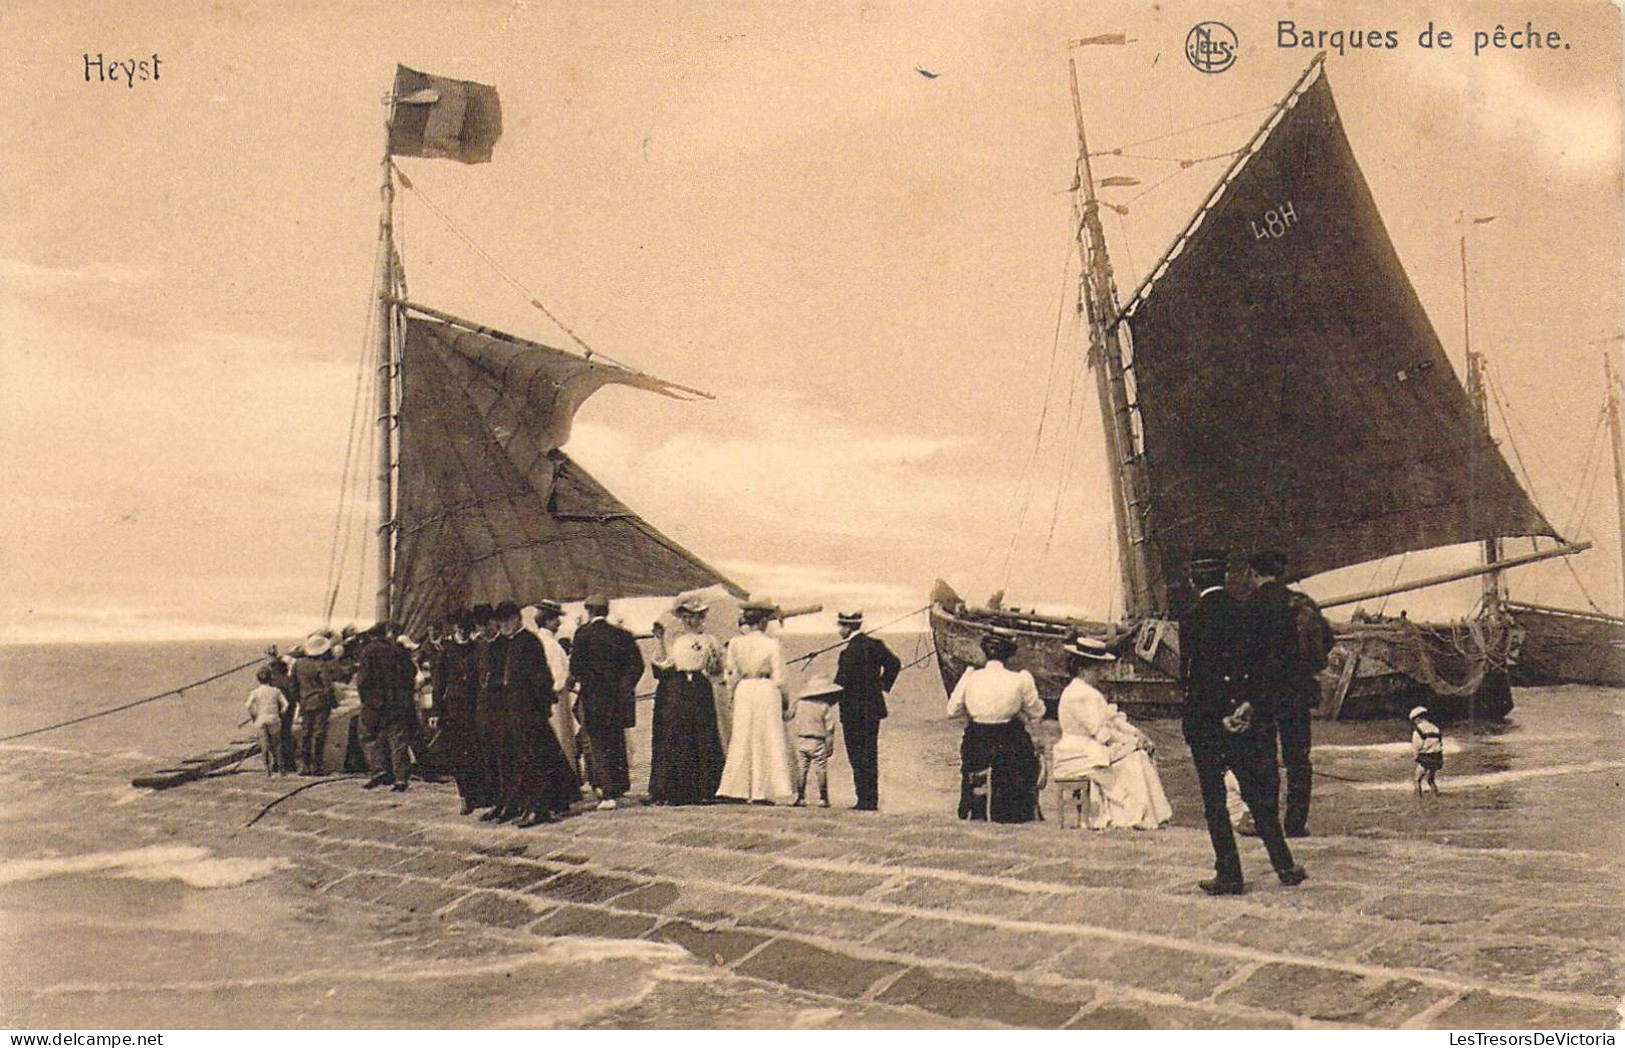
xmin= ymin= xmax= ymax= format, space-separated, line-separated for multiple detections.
xmin=366 ymin=66 xmax=743 ymax=629
xmin=930 ymin=53 xmax=1592 ymax=723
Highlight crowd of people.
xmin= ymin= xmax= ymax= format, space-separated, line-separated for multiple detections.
xmin=249 ymin=595 xmax=905 ymax=825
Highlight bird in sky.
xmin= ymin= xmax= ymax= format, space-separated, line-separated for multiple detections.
xmin=915 ymin=66 xmax=939 ymax=79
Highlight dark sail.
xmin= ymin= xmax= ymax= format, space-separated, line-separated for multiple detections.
xmin=392 ymin=309 xmax=743 ymax=631
xmin=1119 ymin=68 xmax=1557 ymax=584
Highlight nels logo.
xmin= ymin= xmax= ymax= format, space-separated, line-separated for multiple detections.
xmin=1185 ymin=21 xmax=1238 ymax=73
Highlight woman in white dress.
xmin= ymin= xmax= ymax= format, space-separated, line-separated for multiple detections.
xmin=1052 ymin=636 xmax=1172 ymax=830
xmin=716 ymin=600 xmax=795 ymax=803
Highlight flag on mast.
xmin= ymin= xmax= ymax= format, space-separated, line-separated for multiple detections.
xmin=388 ymin=66 xmax=502 ymax=164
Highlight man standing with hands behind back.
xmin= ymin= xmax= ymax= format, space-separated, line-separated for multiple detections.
xmin=833 ymin=609 xmax=901 ymax=811
xmin=570 ymin=595 xmax=644 ymax=811
xmin=1179 ymin=549 xmax=1306 ymax=895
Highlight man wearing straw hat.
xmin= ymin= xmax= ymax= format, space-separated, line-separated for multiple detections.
xmin=834 ymin=609 xmax=901 ymax=811
xmin=292 ymin=633 xmax=337 ymax=776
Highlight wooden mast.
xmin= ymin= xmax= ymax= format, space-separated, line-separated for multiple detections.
xmin=1068 ymin=58 xmax=1159 ymax=618
xmin=1461 ymin=226 xmax=1503 ymax=614
xmin=1604 ymin=352 xmax=1625 ymax=618
xmin=370 ymin=133 xmax=397 ymax=624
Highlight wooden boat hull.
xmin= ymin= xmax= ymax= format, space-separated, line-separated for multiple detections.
xmin=1505 ymin=601 xmax=1625 ymax=687
xmin=929 ymin=597 xmax=1514 ymax=723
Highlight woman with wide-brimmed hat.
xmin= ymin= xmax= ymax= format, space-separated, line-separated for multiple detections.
xmin=647 ymin=595 xmax=728 ymax=805
xmin=716 ymin=599 xmax=795 ymax=803
xmin=1053 ymin=636 xmax=1172 ymax=830
xmin=946 ymin=632 xmax=1044 ymax=823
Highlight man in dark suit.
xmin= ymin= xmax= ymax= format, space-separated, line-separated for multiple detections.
xmin=1245 ymin=550 xmax=1325 ymax=838
xmin=356 ymin=623 xmax=418 ymax=792
xmin=495 ymin=601 xmax=580 ymax=826
xmin=569 ymin=594 xmax=644 ymax=811
xmin=833 ymin=609 xmax=901 ymax=811
xmin=1179 ymin=549 xmax=1306 ymax=895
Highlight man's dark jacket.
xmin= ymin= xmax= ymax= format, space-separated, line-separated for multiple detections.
xmin=834 ymin=632 xmax=901 ymax=723
xmin=570 ymin=618 xmax=645 ymax=730
xmin=1179 ymin=587 xmax=1254 ymax=729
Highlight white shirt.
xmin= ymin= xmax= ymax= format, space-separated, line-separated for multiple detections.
xmin=946 ymin=661 xmax=1044 ymax=724
xmin=657 ymin=631 xmax=723 ymax=675
xmin=725 ymin=630 xmax=784 ymax=687
xmin=536 ymin=625 xmax=570 ymax=697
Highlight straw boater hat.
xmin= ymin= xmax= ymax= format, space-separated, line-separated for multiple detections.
xmin=534 ymin=599 xmax=563 ymax=618
xmin=836 ymin=609 xmax=864 ymax=627
xmin=1064 ymin=636 xmax=1117 ymax=662
xmin=303 ymin=633 xmax=333 ymax=657
xmin=740 ymin=598 xmax=777 ymax=624
xmin=674 ymin=596 xmax=709 ymax=616
xmin=1408 ymin=706 xmax=1429 ymax=721
xmin=1189 ymin=548 xmax=1229 ymax=576
xmin=796 ymin=676 xmax=844 ymax=702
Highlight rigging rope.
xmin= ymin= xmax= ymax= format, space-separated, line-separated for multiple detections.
xmin=0 ymin=658 xmax=265 ymax=744
xmin=1088 ymin=104 xmax=1274 ymax=156
xmin=391 ymin=162 xmax=627 ymax=369
xmin=1125 ymin=151 xmax=1238 ymax=204
xmin=322 ymin=274 xmax=382 ymax=627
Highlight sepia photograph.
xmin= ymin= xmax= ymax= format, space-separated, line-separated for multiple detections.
xmin=2 ymin=0 xmax=1621 ymax=1032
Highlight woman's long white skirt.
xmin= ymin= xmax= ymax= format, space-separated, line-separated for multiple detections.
xmin=716 ymin=679 xmax=794 ymax=801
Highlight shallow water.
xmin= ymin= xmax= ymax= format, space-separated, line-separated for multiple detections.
xmin=2 ymin=637 xmax=1621 ymax=1026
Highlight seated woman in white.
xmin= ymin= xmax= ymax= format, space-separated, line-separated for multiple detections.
xmin=1052 ymin=636 xmax=1172 ymax=831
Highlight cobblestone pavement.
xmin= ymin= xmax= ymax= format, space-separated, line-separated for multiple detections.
xmin=12 ymin=750 xmax=1624 ymax=1030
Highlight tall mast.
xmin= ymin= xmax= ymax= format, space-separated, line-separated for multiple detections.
xmin=370 ymin=141 xmax=397 ymax=623
xmin=1461 ymin=226 xmax=1502 ymax=614
xmin=1068 ymin=58 xmax=1160 ymax=618
xmin=1604 ymin=352 xmax=1625 ymax=618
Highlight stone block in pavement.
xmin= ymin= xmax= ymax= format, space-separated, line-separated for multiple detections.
xmin=1023 ymin=886 xmax=1225 ymax=940
xmin=1535 ymin=1003 xmax=1624 ymax=1030
xmin=389 ymin=878 xmax=468 ymax=916
xmin=1459 ymin=941 xmax=1622 ymax=996
xmin=544 ymin=839 xmax=670 ymax=874
xmin=661 ymin=828 xmax=796 ymax=854
xmin=651 ymin=919 xmax=772 ymax=965
xmin=529 ymin=904 xmax=659 ymax=940
xmin=456 ymin=859 xmax=562 ymax=892
xmin=737 ymin=896 xmax=901 ymax=943
xmin=1358 ymin=891 xmax=1508 ymax=926
xmin=530 ymin=869 xmax=647 ymax=905
xmin=753 ymin=864 xmax=891 ymax=898
xmin=387 ymin=848 xmax=477 ymax=881
xmin=614 ymin=881 xmax=745 ymax=925
xmin=442 ymin=889 xmax=551 ymax=929
xmin=869 ymin=915 xmax=1080 ymax=972
xmin=1434 ymin=991 xmax=1560 ymax=1030
xmin=1046 ymin=941 xmax=1247 ymax=1003
xmin=1067 ymin=999 xmax=1293 ymax=1030
xmin=1217 ymin=961 xmax=1449 ymax=1025
xmin=318 ymin=840 xmax=412 ymax=871
xmin=1207 ymin=910 xmax=1387 ymax=960
xmin=734 ymin=938 xmax=903 ymax=999
xmin=640 ymin=848 xmax=776 ymax=885
xmin=909 ymin=848 xmax=1035 ymax=878
xmin=284 ymin=857 xmax=348 ymax=891
xmin=880 ymin=875 xmax=1052 ymax=919
xmin=1493 ymin=904 xmax=1625 ymax=945
xmin=878 ymin=966 xmax=1087 ymax=1027
xmin=322 ymin=872 xmax=406 ymax=904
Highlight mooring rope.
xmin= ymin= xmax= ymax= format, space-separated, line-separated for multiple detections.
xmin=0 ymin=657 xmax=265 ymax=743
xmin=242 ymin=773 xmax=367 ymax=830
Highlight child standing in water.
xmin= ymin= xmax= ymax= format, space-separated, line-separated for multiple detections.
xmin=1409 ymin=705 xmax=1443 ymax=798
xmin=247 ymin=667 xmax=290 ymax=776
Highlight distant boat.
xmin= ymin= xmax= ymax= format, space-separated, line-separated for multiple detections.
xmin=930 ymin=53 xmax=1592 ymax=722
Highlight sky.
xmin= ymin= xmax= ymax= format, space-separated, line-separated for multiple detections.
xmin=1 ymin=0 xmax=1620 ymax=643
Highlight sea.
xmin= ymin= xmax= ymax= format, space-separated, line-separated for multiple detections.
xmin=2 ymin=636 xmax=1623 ymax=1028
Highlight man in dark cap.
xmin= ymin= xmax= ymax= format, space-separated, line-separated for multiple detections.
xmin=569 ymin=594 xmax=644 ymax=810
xmin=1244 ymin=550 xmax=1331 ymax=838
xmin=356 ymin=623 xmax=418 ymax=791
xmin=433 ymin=611 xmax=489 ymax=814
xmin=470 ymin=603 xmax=515 ymax=820
xmin=833 ymin=609 xmax=901 ymax=811
xmin=1179 ymin=549 xmax=1306 ymax=894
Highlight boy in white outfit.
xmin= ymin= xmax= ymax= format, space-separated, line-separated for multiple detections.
xmin=1409 ymin=705 xmax=1444 ymax=798
xmin=247 ymin=667 xmax=291 ymax=776
xmin=791 ymin=677 xmax=842 ymax=808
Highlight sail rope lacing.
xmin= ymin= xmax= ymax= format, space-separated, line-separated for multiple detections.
xmin=0 ymin=657 xmax=266 ymax=743
xmin=391 ymin=161 xmax=638 ymax=373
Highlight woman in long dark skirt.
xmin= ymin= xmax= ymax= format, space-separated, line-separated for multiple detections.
xmin=947 ymin=633 xmax=1045 ymax=823
xmin=647 ymin=597 xmax=728 ymax=805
